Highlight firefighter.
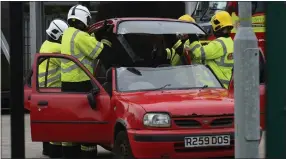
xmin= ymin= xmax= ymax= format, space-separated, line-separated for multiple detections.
xmin=165 ymin=14 xmax=198 ymax=66
xmin=60 ymin=4 xmax=112 ymax=158
xmin=188 ymin=11 xmax=234 ymax=88
xmin=38 ymin=19 xmax=69 ymax=158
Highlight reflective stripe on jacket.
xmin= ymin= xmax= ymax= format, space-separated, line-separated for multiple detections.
xmin=166 ymin=47 xmax=181 ymax=66
xmin=168 ymin=39 xmax=202 ymax=66
xmin=183 ymin=40 xmax=203 ymax=64
xmin=166 ymin=40 xmax=191 ymax=66
xmin=61 ymin=27 xmax=104 ymax=82
xmin=38 ymin=40 xmax=61 ymax=87
xmin=189 ymin=37 xmax=234 ymax=88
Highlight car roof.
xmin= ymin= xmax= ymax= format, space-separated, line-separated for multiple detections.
xmin=87 ymin=17 xmax=206 ymax=35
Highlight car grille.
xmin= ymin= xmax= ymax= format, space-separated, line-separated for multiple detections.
xmin=174 ymin=119 xmax=202 ymax=128
xmin=210 ymin=118 xmax=233 ymax=127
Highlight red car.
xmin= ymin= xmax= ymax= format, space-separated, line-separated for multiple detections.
xmin=24 ymin=18 xmax=260 ymax=158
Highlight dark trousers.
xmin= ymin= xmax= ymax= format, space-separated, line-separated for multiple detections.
xmin=61 ymin=80 xmax=98 ymax=158
xmin=42 ymin=142 xmax=49 ymax=155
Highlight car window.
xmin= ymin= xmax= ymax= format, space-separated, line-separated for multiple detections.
xmin=117 ymin=20 xmax=206 ymax=35
xmin=116 ymin=65 xmax=222 ymax=92
xmin=36 ymin=56 xmax=96 ymax=93
xmin=93 ymin=60 xmax=109 ymax=85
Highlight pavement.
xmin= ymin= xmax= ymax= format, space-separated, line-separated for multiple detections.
xmin=1 ymin=114 xmax=265 ymax=158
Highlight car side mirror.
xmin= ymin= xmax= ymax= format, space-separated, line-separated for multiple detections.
xmin=87 ymin=88 xmax=99 ymax=110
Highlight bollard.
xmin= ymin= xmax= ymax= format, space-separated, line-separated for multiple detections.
xmin=233 ymin=2 xmax=260 ymax=158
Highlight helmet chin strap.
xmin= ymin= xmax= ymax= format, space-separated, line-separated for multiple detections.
xmin=214 ymin=31 xmax=230 ymax=38
xmin=47 ymin=35 xmax=61 ymax=44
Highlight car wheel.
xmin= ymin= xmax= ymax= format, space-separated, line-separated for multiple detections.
xmin=113 ymin=131 xmax=134 ymax=159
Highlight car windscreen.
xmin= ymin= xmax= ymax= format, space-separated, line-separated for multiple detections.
xmin=116 ymin=65 xmax=222 ymax=92
xmin=117 ymin=20 xmax=206 ymax=35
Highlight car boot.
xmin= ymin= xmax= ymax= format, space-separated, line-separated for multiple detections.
xmin=62 ymin=145 xmax=80 ymax=159
xmin=42 ymin=142 xmax=49 ymax=156
xmin=49 ymin=143 xmax=62 ymax=158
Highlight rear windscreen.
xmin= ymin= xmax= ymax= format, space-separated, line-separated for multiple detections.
xmin=117 ymin=20 xmax=206 ymax=35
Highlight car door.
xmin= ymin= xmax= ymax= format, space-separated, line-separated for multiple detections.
xmin=30 ymin=53 xmax=113 ymax=143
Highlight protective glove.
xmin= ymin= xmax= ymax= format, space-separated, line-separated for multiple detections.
xmin=94 ymin=21 xmax=114 ymax=41
xmin=174 ymin=43 xmax=185 ymax=56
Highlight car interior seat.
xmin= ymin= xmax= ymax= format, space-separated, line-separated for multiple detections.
xmin=102 ymin=67 xmax=113 ymax=96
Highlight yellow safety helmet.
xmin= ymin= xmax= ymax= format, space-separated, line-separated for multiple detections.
xmin=211 ymin=11 xmax=233 ymax=32
xmin=178 ymin=14 xmax=196 ymax=23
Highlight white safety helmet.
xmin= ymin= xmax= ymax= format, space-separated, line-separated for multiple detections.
xmin=67 ymin=4 xmax=91 ymax=27
xmin=46 ymin=19 xmax=69 ymax=40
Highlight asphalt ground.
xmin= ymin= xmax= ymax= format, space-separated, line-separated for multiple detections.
xmin=1 ymin=114 xmax=265 ymax=158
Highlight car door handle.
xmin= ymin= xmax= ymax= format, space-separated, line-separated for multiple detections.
xmin=38 ymin=100 xmax=48 ymax=106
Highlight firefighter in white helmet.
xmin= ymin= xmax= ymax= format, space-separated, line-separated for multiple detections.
xmin=60 ymin=4 xmax=112 ymax=158
xmin=38 ymin=19 xmax=68 ymax=158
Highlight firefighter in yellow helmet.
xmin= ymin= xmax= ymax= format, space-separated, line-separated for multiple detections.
xmin=187 ymin=11 xmax=234 ymax=88
xmin=60 ymin=4 xmax=112 ymax=158
xmin=38 ymin=19 xmax=68 ymax=158
xmin=164 ymin=14 xmax=216 ymax=87
xmin=165 ymin=14 xmax=200 ymax=66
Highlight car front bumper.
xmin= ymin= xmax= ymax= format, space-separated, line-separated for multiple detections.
xmin=127 ymin=128 xmax=235 ymax=159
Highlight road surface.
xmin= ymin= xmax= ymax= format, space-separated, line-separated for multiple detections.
xmin=1 ymin=114 xmax=265 ymax=158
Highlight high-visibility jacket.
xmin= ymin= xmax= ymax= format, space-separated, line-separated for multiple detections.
xmin=38 ymin=40 xmax=61 ymax=87
xmin=166 ymin=47 xmax=179 ymax=66
xmin=166 ymin=40 xmax=189 ymax=66
xmin=166 ymin=40 xmax=215 ymax=86
xmin=189 ymin=37 xmax=234 ymax=88
xmin=166 ymin=39 xmax=203 ymax=66
xmin=61 ymin=27 xmax=105 ymax=82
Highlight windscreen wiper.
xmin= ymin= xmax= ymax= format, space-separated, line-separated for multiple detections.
xmin=150 ymin=84 xmax=171 ymax=91
xmin=126 ymin=67 xmax=142 ymax=76
xmin=200 ymin=85 xmax=209 ymax=89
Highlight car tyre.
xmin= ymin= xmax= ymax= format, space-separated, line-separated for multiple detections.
xmin=113 ymin=131 xmax=135 ymax=159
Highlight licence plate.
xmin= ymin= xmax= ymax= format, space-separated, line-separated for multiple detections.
xmin=184 ymin=135 xmax=230 ymax=148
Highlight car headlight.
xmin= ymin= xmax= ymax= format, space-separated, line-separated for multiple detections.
xmin=143 ymin=113 xmax=171 ymax=127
